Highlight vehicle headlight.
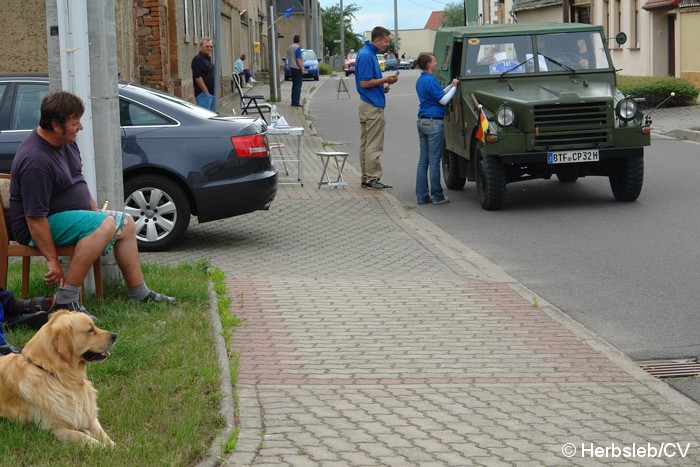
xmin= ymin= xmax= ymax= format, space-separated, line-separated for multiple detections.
xmin=616 ymin=98 xmax=638 ymax=121
xmin=496 ymin=105 xmax=515 ymax=127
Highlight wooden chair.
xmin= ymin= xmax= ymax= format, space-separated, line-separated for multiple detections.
xmin=232 ymin=73 xmax=271 ymax=121
xmin=0 ymin=173 xmax=103 ymax=299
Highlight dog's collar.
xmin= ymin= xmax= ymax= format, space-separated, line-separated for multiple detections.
xmin=23 ymin=355 xmax=59 ymax=380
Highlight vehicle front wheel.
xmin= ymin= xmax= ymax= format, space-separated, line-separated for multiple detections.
xmin=124 ymin=175 xmax=191 ymax=252
xmin=442 ymin=148 xmax=466 ymax=189
xmin=610 ymin=155 xmax=644 ymax=201
xmin=475 ymin=142 xmax=506 ymax=210
xmin=314 ymin=74 xmax=319 ymax=81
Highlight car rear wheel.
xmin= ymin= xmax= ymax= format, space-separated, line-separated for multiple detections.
xmin=124 ymin=175 xmax=191 ymax=252
xmin=610 ymin=155 xmax=644 ymax=201
xmin=442 ymin=148 xmax=466 ymax=189
xmin=475 ymin=142 xmax=506 ymax=210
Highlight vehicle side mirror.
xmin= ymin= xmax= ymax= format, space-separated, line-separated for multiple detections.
xmin=615 ymin=32 xmax=627 ymax=46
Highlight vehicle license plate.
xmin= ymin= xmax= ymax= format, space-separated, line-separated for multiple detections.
xmin=547 ymin=150 xmax=599 ymax=164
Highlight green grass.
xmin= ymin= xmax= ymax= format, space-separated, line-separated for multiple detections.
xmin=1 ymin=259 xmax=225 ymax=466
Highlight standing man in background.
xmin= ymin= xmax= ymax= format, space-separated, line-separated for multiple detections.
xmin=286 ymin=34 xmax=304 ymax=107
xmin=354 ymin=26 xmax=399 ymax=190
xmin=192 ymin=38 xmax=215 ymax=110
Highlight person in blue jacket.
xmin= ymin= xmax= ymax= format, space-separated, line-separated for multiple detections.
xmin=414 ymin=52 xmax=459 ymax=205
xmin=354 ymin=26 xmax=399 ymax=190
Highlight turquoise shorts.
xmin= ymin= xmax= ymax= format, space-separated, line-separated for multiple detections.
xmin=29 ymin=210 xmax=130 ymax=256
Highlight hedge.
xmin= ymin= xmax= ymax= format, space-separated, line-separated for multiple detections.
xmin=617 ymin=75 xmax=699 ymax=108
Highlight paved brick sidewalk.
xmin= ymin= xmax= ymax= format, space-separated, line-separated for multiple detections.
xmin=143 ymin=78 xmax=700 ymax=465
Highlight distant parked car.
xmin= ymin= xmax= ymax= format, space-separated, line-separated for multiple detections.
xmin=399 ymin=56 xmax=415 ymax=69
xmin=284 ymin=49 xmax=320 ymax=81
xmin=344 ymin=51 xmax=357 ymax=76
xmin=384 ymin=53 xmax=398 ymax=71
xmin=0 ymin=74 xmax=278 ymax=251
xmin=375 ymin=54 xmax=386 ymax=72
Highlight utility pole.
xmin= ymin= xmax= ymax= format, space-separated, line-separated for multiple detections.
xmin=393 ymin=0 xmax=399 ymax=57
xmin=339 ymin=0 xmax=345 ymax=72
xmin=269 ymin=3 xmax=279 ymax=102
xmin=45 ymin=0 xmax=122 ymax=290
xmin=214 ymin=0 xmax=221 ymax=112
xmin=312 ymin=0 xmax=320 ymax=56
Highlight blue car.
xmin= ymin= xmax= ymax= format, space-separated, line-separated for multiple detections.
xmin=284 ymin=49 xmax=320 ymax=81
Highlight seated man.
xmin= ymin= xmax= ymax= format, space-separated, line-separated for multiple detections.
xmin=9 ymin=91 xmax=175 ymax=316
xmin=234 ymin=53 xmax=255 ymax=87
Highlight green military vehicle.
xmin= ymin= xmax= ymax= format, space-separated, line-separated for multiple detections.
xmin=433 ymin=22 xmax=651 ymax=210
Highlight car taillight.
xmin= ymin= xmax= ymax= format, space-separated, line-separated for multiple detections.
xmin=231 ymin=134 xmax=268 ymax=158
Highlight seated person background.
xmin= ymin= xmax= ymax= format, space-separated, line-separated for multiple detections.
xmin=234 ymin=54 xmax=255 ymax=87
xmin=9 ymin=91 xmax=175 ymax=317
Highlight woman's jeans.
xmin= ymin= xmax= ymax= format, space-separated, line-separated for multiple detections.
xmin=416 ymin=118 xmax=445 ymax=203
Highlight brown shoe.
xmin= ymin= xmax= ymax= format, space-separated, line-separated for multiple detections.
xmin=12 ymin=294 xmax=56 ymax=315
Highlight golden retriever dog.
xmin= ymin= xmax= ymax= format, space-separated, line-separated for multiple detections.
xmin=0 ymin=310 xmax=117 ymax=447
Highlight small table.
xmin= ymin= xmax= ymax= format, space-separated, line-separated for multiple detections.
xmin=268 ymin=126 xmax=304 ymax=185
xmin=316 ymin=151 xmax=349 ymax=189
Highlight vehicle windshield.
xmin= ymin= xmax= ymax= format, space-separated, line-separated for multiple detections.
xmin=302 ymin=50 xmax=317 ymax=61
xmin=535 ymin=31 xmax=610 ymax=72
xmin=347 ymin=53 xmax=357 ymax=60
xmin=464 ymin=31 xmax=610 ymax=76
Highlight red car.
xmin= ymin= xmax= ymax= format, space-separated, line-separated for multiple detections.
xmin=344 ymin=51 xmax=357 ymax=76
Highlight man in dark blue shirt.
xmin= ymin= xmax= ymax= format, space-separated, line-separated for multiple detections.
xmin=192 ymin=38 xmax=215 ymax=110
xmin=354 ymin=26 xmax=398 ymax=190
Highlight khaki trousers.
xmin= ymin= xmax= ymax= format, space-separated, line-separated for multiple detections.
xmin=358 ymin=100 xmax=385 ymax=183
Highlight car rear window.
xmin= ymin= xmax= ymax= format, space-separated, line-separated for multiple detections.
xmin=119 ymin=98 xmax=173 ymax=126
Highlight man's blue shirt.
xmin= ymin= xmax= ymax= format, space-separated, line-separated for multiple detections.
xmin=354 ymin=41 xmax=385 ymax=108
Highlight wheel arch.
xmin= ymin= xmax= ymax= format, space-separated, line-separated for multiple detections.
xmin=123 ymin=167 xmax=198 ymax=217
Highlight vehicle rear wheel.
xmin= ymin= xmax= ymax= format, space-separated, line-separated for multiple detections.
xmin=124 ymin=174 xmax=191 ymax=252
xmin=442 ymin=148 xmax=466 ymax=189
xmin=610 ymin=155 xmax=644 ymax=201
xmin=475 ymin=142 xmax=506 ymax=210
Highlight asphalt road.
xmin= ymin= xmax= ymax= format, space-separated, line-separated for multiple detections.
xmin=311 ymin=71 xmax=700 ymax=396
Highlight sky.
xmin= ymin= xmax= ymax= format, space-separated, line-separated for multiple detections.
xmin=319 ymin=0 xmax=452 ymax=36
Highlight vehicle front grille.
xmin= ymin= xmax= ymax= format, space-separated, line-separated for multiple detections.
xmin=533 ymin=101 xmax=610 ymax=149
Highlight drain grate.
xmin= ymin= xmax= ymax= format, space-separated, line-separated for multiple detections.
xmin=638 ymin=358 xmax=700 ymax=379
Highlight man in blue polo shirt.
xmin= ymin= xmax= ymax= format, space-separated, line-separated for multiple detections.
xmin=354 ymin=26 xmax=399 ymax=189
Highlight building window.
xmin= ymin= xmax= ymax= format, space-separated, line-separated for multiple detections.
xmin=184 ymin=0 xmax=190 ymax=36
xmin=603 ymin=0 xmax=610 ymax=40
xmin=613 ymin=0 xmax=622 ymax=48
xmin=631 ymin=0 xmax=639 ymax=48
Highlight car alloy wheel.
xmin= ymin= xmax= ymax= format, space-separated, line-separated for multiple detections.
xmin=124 ymin=174 xmax=191 ymax=251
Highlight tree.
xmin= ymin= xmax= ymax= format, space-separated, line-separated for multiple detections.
xmin=442 ymin=2 xmax=465 ymax=27
xmin=321 ymin=3 xmax=363 ymax=57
